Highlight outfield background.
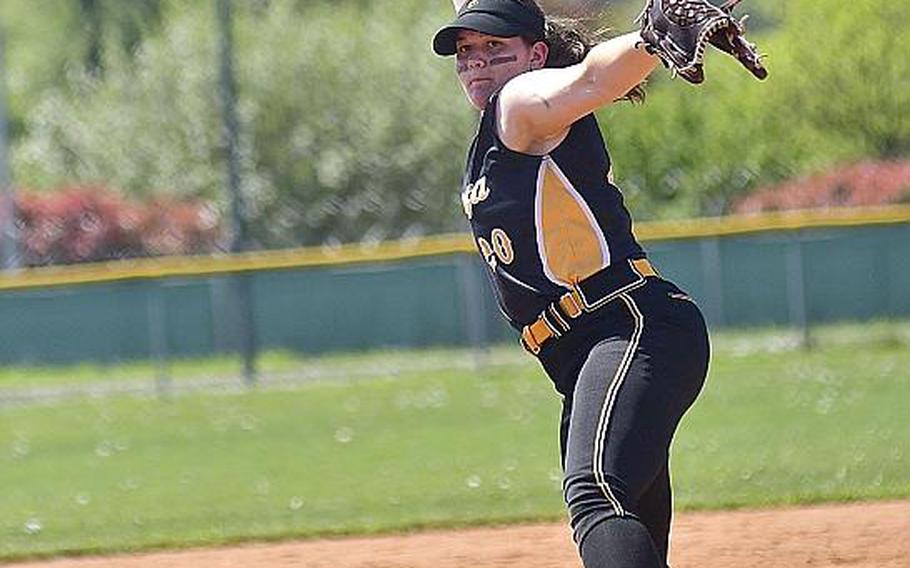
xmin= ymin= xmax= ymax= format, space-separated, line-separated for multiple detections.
xmin=1 ymin=207 xmax=908 ymax=366
xmin=0 ymin=0 xmax=908 ymax=563
xmin=1 ymin=322 xmax=908 ymax=561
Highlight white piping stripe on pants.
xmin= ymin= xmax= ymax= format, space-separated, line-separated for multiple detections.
xmin=591 ymin=292 xmax=645 ymax=517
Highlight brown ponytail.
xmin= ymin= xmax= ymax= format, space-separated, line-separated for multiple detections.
xmin=516 ymin=0 xmax=647 ymax=103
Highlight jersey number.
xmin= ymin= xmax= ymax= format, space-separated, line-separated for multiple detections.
xmin=477 ymin=228 xmax=514 ymax=269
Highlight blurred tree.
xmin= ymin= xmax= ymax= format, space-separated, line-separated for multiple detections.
xmin=7 ymin=0 xmax=905 ymax=251
xmin=537 ymin=0 xmax=785 ymax=32
xmin=600 ymin=0 xmax=904 ymax=216
xmin=13 ymin=2 xmax=222 ymax=199
xmin=0 ymin=0 xmax=164 ymax=137
xmin=600 ymin=58 xmax=809 ymax=218
xmin=0 ymin=1 xmax=81 ymax=139
xmin=78 ymin=0 xmax=165 ymax=76
xmin=770 ymin=0 xmax=909 ymax=158
xmin=79 ymin=0 xmax=104 ymax=76
xmin=12 ymin=0 xmax=472 ymax=248
xmin=234 ymin=0 xmax=474 ymax=246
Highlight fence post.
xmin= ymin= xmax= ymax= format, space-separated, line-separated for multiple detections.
xmin=216 ymin=0 xmax=257 ymax=385
xmin=457 ymin=254 xmax=488 ymax=370
xmin=147 ymin=280 xmax=171 ymax=398
xmin=210 ymin=275 xmax=257 ymax=386
xmin=785 ymin=233 xmax=811 ymax=348
xmin=700 ymin=237 xmax=725 ymax=327
xmin=236 ymin=273 xmax=257 ymax=386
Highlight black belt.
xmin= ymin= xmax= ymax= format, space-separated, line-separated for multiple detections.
xmin=520 ymin=258 xmax=659 ymax=355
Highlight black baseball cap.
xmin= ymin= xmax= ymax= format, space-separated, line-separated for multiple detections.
xmin=432 ymin=0 xmax=546 ymax=56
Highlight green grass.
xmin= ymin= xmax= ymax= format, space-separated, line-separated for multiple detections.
xmin=1 ymin=322 xmax=908 ymax=561
xmin=0 ymin=346 xmax=524 ymax=391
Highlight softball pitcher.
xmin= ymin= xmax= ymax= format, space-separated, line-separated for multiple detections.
xmin=433 ymin=0 xmax=765 ymax=566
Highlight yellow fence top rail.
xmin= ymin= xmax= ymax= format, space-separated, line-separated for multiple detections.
xmin=634 ymin=204 xmax=910 ymax=241
xmin=2 ymin=205 xmax=909 ymax=292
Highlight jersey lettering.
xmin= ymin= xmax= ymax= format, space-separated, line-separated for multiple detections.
xmin=461 ymin=176 xmax=491 ymax=219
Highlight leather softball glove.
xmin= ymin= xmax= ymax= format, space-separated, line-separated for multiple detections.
xmin=636 ymin=0 xmax=768 ymax=84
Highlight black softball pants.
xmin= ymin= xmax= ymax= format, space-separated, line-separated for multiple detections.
xmin=539 ymin=278 xmax=710 ymax=568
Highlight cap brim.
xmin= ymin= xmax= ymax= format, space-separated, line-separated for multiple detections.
xmin=432 ymin=12 xmax=528 ymax=56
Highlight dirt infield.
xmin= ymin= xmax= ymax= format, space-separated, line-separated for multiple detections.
xmin=14 ymin=500 xmax=909 ymax=568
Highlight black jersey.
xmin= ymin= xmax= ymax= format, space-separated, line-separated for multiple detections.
xmin=462 ymin=94 xmax=644 ymax=328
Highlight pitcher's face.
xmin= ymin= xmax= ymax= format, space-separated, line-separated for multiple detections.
xmin=454 ymin=30 xmax=542 ymax=110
